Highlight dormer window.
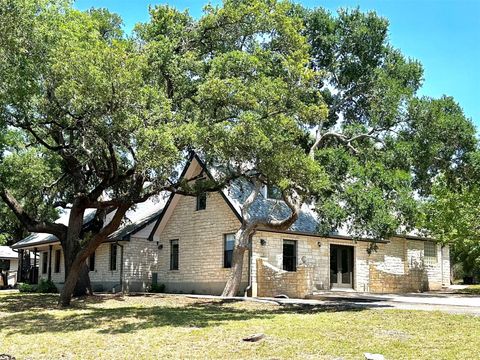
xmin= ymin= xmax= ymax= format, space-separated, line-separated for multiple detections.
xmin=196 ymin=192 xmax=207 ymax=210
xmin=266 ymin=185 xmax=282 ymax=200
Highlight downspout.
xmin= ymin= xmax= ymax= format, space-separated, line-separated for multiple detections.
xmin=117 ymin=241 xmax=124 ymax=293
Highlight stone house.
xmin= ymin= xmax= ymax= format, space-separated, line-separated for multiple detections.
xmin=12 ymin=198 xmax=165 ymax=292
xmin=12 ymin=155 xmax=450 ymax=297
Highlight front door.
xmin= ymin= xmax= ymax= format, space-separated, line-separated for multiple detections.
xmin=330 ymin=245 xmax=354 ymax=289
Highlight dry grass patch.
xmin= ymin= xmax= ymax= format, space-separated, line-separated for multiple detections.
xmin=0 ymin=293 xmax=479 ymax=359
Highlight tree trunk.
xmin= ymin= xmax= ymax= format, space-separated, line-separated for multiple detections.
xmin=74 ymin=263 xmax=92 ymax=296
xmin=58 ymin=204 xmax=89 ymax=307
xmin=59 ymin=255 xmax=84 ymax=307
xmin=222 ymin=228 xmax=251 ymax=297
xmin=222 ymin=245 xmax=247 ymax=296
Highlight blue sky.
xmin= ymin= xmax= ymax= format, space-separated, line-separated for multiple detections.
xmin=75 ymin=0 xmax=480 ymax=127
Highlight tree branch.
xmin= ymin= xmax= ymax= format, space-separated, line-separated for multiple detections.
xmin=0 ymin=187 xmax=67 ymax=238
xmin=262 ymin=190 xmax=302 ymax=231
xmin=310 ymin=125 xmax=386 ymax=157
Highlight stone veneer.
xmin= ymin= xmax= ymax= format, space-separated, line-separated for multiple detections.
xmin=36 ymin=241 xmax=125 ymax=292
xmin=251 ymin=231 xmax=450 ymax=295
xmin=152 ymin=191 xmax=247 ymax=295
xmin=256 ymin=258 xmax=314 ymax=298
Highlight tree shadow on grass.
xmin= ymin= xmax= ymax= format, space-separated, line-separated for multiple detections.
xmin=0 ymin=293 xmax=60 ymax=312
xmin=0 ymin=294 xmax=389 ymax=337
xmin=0 ymin=293 xmax=126 ymax=313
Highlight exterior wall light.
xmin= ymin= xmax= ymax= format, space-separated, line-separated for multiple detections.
xmin=317 ymin=241 xmax=322 ymax=247
xmin=260 ymin=239 xmax=267 ymax=246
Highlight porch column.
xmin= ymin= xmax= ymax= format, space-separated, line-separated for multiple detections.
xmin=33 ymin=247 xmax=37 ymax=284
xmin=48 ymin=245 xmax=52 ymax=281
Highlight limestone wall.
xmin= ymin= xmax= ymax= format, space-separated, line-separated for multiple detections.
xmin=152 ymin=191 xmax=247 ymax=295
xmin=256 ymin=258 xmax=314 ymax=298
xmin=250 ymin=232 xmax=449 ymax=296
xmin=123 ymin=236 xmax=159 ymax=292
xmin=366 ymin=238 xmax=449 ymax=293
xmin=36 ymin=242 xmax=124 ymax=292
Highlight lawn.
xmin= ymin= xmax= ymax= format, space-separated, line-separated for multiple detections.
xmin=0 ymin=293 xmax=479 ymax=360
xmin=458 ymin=285 xmax=480 ymax=295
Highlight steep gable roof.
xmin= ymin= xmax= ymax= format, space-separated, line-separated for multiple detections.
xmin=149 ymin=153 xmax=321 ymax=240
xmin=149 ymin=153 xmax=429 ymax=243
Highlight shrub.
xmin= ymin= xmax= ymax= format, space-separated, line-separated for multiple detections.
xmin=37 ymin=279 xmax=57 ymax=293
xmin=18 ymin=283 xmax=36 ymax=293
xmin=149 ymin=283 xmax=165 ymax=293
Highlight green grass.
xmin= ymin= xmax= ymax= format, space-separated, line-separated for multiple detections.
xmin=0 ymin=293 xmax=479 ymax=359
xmin=459 ymin=285 xmax=480 ymax=295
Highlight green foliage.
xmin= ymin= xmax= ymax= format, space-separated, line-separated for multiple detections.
xmin=400 ymin=96 xmax=477 ymax=195
xmin=149 ymin=283 xmax=166 ymax=293
xmin=302 ymin=8 xmax=476 ymax=241
xmin=18 ymin=279 xmax=57 ymax=294
xmin=304 ymin=7 xmax=423 ymax=128
xmin=422 ymin=170 xmax=480 ymax=275
xmin=37 ymin=279 xmax=58 ymax=294
xmin=18 ymin=282 xmax=37 ymax=293
xmin=0 ymin=0 xmax=477 ymax=288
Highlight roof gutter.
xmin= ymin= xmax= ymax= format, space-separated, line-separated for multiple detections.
xmin=11 ymin=239 xmax=61 ymax=250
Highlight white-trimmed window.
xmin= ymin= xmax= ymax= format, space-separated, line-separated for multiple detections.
xmin=110 ymin=244 xmax=117 ymax=271
xmin=170 ymin=239 xmax=179 ymax=270
xmin=54 ymin=249 xmax=61 ymax=273
xmin=196 ymin=192 xmax=207 ymax=210
xmin=224 ymin=234 xmax=235 ymax=268
xmin=283 ymin=240 xmax=297 ymax=272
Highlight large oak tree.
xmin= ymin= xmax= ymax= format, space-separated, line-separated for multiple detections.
xmin=0 ymin=0 xmax=190 ymax=306
xmin=0 ymin=0 xmax=476 ymax=303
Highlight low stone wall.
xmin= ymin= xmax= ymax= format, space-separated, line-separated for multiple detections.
xmin=368 ymin=264 xmax=427 ymax=293
xmin=256 ymin=258 xmax=314 ymax=298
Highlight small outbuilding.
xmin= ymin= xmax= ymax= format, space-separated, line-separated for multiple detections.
xmin=0 ymin=246 xmax=19 ymax=288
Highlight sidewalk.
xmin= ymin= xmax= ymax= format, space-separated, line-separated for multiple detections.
xmin=308 ymin=290 xmax=480 ymax=308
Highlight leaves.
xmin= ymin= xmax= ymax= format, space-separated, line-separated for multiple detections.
xmin=0 ymin=0 xmax=477 ymax=252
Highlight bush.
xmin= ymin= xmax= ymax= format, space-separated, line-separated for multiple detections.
xmin=149 ymin=283 xmax=165 ymax=293
xmin=18 ymin=283 xmax=36 ymax=293
xmin=37 ymin=279 xmax=57 ymax=293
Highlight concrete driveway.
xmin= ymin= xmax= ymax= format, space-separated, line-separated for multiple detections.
xmin=187 ymin=290 xmax=480 ymax=315
xmin=297 ymin=290 xmax=480 ymax=315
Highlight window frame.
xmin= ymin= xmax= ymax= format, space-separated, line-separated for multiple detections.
xmin=170 ymin=239 xmax=179 ymax=270
xmin=54 ymin=249 xmax=61 ymax=273
xmin=42 ymin=252 xmax=48 ymax=274
xmin=109 ymin=244 xmax=117 ymax=271
xmin=224 ymin=233 xmax=235 ymax=268
xmin=424 ymin=241 xmax=437 ymax=263
xmin=282 ymin=239 xmax=297 ymax=272
xmin=196 ymin=192 xmax=207 ymax=211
